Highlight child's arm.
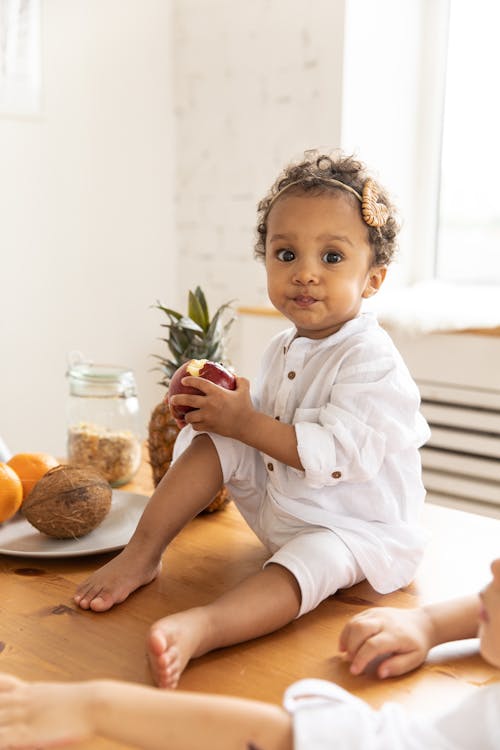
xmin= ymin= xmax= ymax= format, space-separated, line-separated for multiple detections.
xmin=339 ymin=594 xmax=481 ymax=679
xmin=0 ymin=673 xmax=292 ymax=750
xmin=171 ymin=375 xmax=304 ymax=470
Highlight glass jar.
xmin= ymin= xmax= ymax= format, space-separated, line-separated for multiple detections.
xmin=66 ymin=355 xmax=142 ymax=487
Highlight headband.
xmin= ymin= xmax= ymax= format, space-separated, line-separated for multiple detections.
xmin=268 ymin=177 xmax=389 ymax=228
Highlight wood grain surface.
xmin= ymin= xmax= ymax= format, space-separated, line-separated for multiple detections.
xmin=1 ymin=453 xmax=499 ymax=748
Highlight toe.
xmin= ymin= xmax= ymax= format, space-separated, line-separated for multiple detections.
xmin=156 ymin=643 xmax=182 ymax=689
xmin=76 ymin=592 xmax=100 ymax=610
xmin=165 ymin=661 xmax=181 ymax=688
xmin=73 ymin=586 xmax=92 ymax=606
xmin=157 ymin=663 xmax=175 ymax=689
xmin=74 ymin=577 xmax=97 ymax=598
xmin=148 ymin=627 xmax=168 ymax=656
xmin=75 ymin=596 xmax=91 ymax=610
xmin=88 ymin=592 xmax=115 ymax=612
xmin=147 ymin=631 xmax=171 ymax=687
xmin=74 ymin=580 xmax=104 ymax=609
xmin=164 ymin=645 xmax=180 ymax=670
xmin=159 ymin=666 xmax=180 ymax=690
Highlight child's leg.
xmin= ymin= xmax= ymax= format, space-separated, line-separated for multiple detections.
xmin=0 ymin=672 xmax=292 ymax=750
xmin=147 ymin=561 xmax=301 ymax=688
xmin=147 ymin=527 xmax=363 ymax=689
xmin=74 ymin=435 xmax=223 ymax=612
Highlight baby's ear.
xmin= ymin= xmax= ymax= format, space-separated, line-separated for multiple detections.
xmin=362 ymin=265 xmax=387 ymax=298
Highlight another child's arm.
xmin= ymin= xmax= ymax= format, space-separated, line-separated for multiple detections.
xmin=170 ymin=375 xmax=304 ymax=470
xmin=0 ymin=673 xmax=292 ymax=750
xmin=339 ymin=594 xmax=481 ymax=679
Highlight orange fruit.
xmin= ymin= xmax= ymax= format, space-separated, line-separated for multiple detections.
xmin=0 ymin=462 xmax=23 ymax=522
xmin=7 ymin=452 xmax=59 ymax=500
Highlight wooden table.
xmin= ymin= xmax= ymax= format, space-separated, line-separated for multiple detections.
xmin=1 ymin=456 xmax=499 ymax=748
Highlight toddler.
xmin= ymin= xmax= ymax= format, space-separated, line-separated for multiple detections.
xmin=2 ymin=557 xmax=499 ymax=748
xmin=74 ymin=150 xmax=430 ymax=688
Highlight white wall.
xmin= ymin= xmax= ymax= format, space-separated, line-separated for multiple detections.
xmin=0 ymin=0 xmax=175 ymax=456
xmin=170 ymin=0 xmax=348 ymax=375
xmin=172 ymin=0 xmax=347 ymax=315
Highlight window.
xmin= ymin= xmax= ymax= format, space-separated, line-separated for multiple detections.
xmin=342 ymin=0 xmax=500 ymax=291
xmin=0 ymin=0 xmax=40 ymax=116
xmin=436 ymin=1 xmax=500 ymax=283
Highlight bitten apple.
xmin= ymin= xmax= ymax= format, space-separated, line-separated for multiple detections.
xmin=167 ymin=359 xmax=236 ymax=422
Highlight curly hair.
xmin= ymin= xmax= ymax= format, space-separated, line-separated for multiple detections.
xmin=254 ymin=151 xmax=399 ymax=266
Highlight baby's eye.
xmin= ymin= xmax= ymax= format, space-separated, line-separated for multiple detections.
xmin=277 ymin=249 xmax=295 ymax=262
xmin=322 ymin=251 xmax=342 ymax=264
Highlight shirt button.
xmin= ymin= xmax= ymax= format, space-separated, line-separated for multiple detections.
xmin=267 ymin=462 xmax=274 ymax=471
xmin=287 ymin=371 xmax=296 ymax=380
xmin=331 ymin=471 xmax=342 ymax=479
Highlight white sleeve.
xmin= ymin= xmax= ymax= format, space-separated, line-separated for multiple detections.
xmin=284 ymin=679 xmax=453 ymax=750
xmin=284 ymin=679 xmax=379 ymax=750
xmin=433 ymin=685 xmax=500 ymax=750
xmin=294 ymin=356 xmax=429 ymax=488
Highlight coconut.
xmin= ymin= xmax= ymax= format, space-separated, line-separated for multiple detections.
xmin=22 ymin=465 xmax=112 ymax=539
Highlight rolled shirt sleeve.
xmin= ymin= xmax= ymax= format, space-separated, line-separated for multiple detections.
xmin=294 ymin=358 xmax=429 ymax=489
xmin=295 ymin=412 xmax=386 ymax=488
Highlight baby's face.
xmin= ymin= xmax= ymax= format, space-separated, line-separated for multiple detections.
xmin=264 ymin=192 xmax=386 ymax=339
xmin=478 ymin=558 xmax=500 ymax=667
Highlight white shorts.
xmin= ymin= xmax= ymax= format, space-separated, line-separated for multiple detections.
xmin=174 ymin=429 xmax=364 ymax=616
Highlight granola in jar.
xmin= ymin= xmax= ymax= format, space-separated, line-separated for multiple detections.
xmin=67 ymin=423 xmax=141 ymax=486
xmin=66 ymin=358 xmax=142 ymax=487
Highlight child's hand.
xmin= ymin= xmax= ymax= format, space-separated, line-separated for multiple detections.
xmin=170 ymin=376 xmax=255 ymax=439
xmin=0 ymin=673 xmax=94 ymax=747
xmin=338 ymin=606 xmax=435 ymax=679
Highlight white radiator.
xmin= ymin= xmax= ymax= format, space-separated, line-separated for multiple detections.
xmin=418 ymin=380 xmax=500 ymax=509
xmin=383 ymin=327 xmax=500 ymax=516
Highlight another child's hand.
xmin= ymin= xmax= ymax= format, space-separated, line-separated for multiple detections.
xmin=338 ymin=606 xmax=435 ymax=679
xmin=171 ymin=376 xmax=255 ymax=438
xmin=0 ymin=672 xmax=94 ymax=747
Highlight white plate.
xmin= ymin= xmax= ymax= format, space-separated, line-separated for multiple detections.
xmin=0 ymin=491 xmax=148 ymax=558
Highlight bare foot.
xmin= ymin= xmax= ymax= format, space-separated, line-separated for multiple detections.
xmin=147 ymin=608 xmax=212 ymax=688
xmin=74 ymin=546 xmax=161 ymax=612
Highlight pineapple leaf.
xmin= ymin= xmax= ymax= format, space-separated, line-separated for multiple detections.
xmin=153 ymin=302 xmax=183 ymax=321
xmin=206 ymin=342 xmax=223 ymax=359
xmin=150 ymin=361 xmax=177 ymax=379
xmin=168 ymin=336 xmax=188 ymax=359
xmin=222 ymin=317 xmax=236 ymax=339
xmin=194 ymin=286 xmax=210 ymax=326
xmin=206 ymin=302 xmax=235 ymax=341
xmin=150 ymin=355 xmax=177 ymax=381
xmin=176 ymin=316 xmax=204 ymax=334
xmin=188 ymin=290 xmax=209 ymax=331
xmin=150 ymin=352 xmax=175 ymax=364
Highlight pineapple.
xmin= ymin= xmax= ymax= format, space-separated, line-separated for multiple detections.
xmin=148 ymin=286 xmax=235 ymax=513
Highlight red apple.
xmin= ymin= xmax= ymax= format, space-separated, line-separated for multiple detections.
xmin=167 ymin=359 xmax=236 ymax=421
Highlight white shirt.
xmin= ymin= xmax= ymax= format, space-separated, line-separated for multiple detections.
xmin=252 ymin=313 xmax=430 ymax=594
xmin=285 ymin=678 xmax=500 ymax=750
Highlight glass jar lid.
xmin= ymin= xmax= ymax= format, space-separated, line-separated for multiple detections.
xmin=67 ymin=356 xmax=137 ymax=398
